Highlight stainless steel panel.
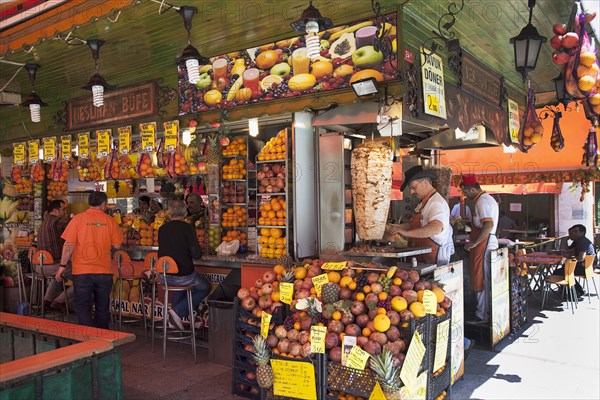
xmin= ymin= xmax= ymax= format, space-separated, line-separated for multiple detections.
xmin=319 ymin=133 xmax=345 ymax=255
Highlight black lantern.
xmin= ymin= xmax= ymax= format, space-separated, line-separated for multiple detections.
xmin=552 ymin=72 xmax=570 ymax=108
xmin=175 ymin=6 xmax=209 ymax=84
xmin=21 ymin=64 xmax=47 ymax=123
xmin=82 ymin=39 xmax=116 ymax=108
xmin=509 ymin=0 xmax=547 ymax=80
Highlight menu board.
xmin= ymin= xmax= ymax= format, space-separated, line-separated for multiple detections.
xmin=118 ymin=126 xmax=132 ymax=155
xmin=508 ymin=99 xmax=520 ymax=144
xmin=78 ymin=132 xmax=90 ymax=159
xmin=61 ymin=135 xmax=71 ymax=160
xmin=42 ymin=136 xmax=56 ymax=162
xmin=490 ymin=248 xmax=510 ymax=347
xmin=96 ymin=129 xmax=111 ymax=157
xmin=13 ymin=142 xmax=26 ymax=166
xmin=163 ymin=120 xmax=179 ymax=152
xmin=140 ymin=122 xmax=156 ymax=152
xmin=28 ymin=140 xmax=39 ymax=164
xmin=420 ymin=47 xmax=447 ymax=119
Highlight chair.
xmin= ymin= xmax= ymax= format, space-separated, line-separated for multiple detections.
xmin=541 ymin=258 xmax=577 ymax=314
xmin=575 ymin=255 xmax=598 ymax=303
xmin=154 ymin=256 xmax=196 ymax=367
xmin=113 ymin=250 xmax=147 ymax=338
xmin=31 ymin=250 xmax=69 ymax=318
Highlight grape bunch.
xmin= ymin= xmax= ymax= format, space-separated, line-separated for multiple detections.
xmin=377 ymin=299 xmax=392 ymax=311
xmin=283 ymin=316 xmax=295 ymax=331
xmin=378 ymin=275 xmax=391 ymax=292
xmin=356 ymin=273 xmax=368 ymax=290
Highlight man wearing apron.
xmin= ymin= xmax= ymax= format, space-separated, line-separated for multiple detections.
xmin=461 ymin=175 xmax=498 ymax=322
xmin=386 ymin=166 xmax=454 ymax=266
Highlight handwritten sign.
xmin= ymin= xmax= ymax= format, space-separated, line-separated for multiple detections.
xmin=400 ymin=331 xmax=426 ymax=396
xmin=28 ymin=140 xmax=39 ymax=164
xmin=420 ymin=47 xmax=447 ymax=119
xmin=118 ymin=126 xmax=131 ymax=155
xmin=310 ymin=326 xmax=326 ymax=354
xmin=13 ymin=142 xmax=26 ymax=166
xmin=140 ymin=122 xmax=156 ymax=152
xmin=369 ymin=382 xmax=387 ymax=400
xmin=61 ymin=135 xmax=71 ymax=160
xmin=346 ymin=346 xmax=370 ymax=370
xmin=312 ymin=273 xmax=329 ymax=297
xmin=415 ymin=371 xmax=428 ymax=400
xmin=279 ymin=282 xmax=293 ymax=305
xmin=433 ymin=319 xmax=450 ymax=372
xmin=42 ymin=137 xmax=56 ymax=162
xmin=260 ymin=311 xmax=272 ymax=339
xmin=78 ymin=132 xmax=90 ymax=159
xmin=132 ymin=216 xmax=141 ymax=231
xmin=113 ymin=213 xmax=122 ymax=225
xmin=96 ymin=129 xmax=111 ymax=157
xmin=508 ymin=98 xmax=520 ymax=144
xmin=164 ymin=120 xmax=179 ymax=152
xmin=271 ymin=359 xmax=317 ymax=400
xmin=321 ymin=261 xmax=347 ymax=270
xmin=423 ymin=290 xmax=437 ymax=314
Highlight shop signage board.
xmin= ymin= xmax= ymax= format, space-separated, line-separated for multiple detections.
xmin=78 ymin=132 xmax=90 ymax=159
xmin=490 ymin=248 xmax=510 ymax=347
xmin=508 ymin=99 xmax=520 ymax=144
xmin=61 ymin=135 xmax=71 ymax=160
xmin=96 ymin=129 xmax=111 ymax=158
xmin=459 ymin=51 xmax=504 ymax=106
xmin=13 ymin=142 xmax=26 ymax=166
xmin=420 ymin=47 xmax=447 ymax=119
xmin=42 ymin=137 xmax=56 ymax=162
xmin=28 ymin=140 xmax=39 ymax=164
xmin=177 ymin=13 xmax=399 ymax=115
xmin=118 ymin=126 xmax=132 ymax=155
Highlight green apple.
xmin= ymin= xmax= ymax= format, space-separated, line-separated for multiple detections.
xmin=195 ymin=72 xmax=212 ymax=90
xmin=270 ymin=62 xmax=291 ymax=77
xmin=320 ymin=39 xmax=330 ymax=50
xmin=352 ymin=46 xmax=384 ymax=69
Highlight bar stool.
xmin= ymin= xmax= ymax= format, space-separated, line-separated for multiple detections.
xmin=31 ymin=250 xmax=68 ymax=318
xmin=155 ymin=256 xmax=196 ymax=367
xmin=113 ymin=250 xmax=147 ymax=338
xmin=143 ymin=251 xmax=159 ymax=352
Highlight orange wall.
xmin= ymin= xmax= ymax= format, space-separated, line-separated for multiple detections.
xmin=440 ymin=106 xmax=594 ymax=176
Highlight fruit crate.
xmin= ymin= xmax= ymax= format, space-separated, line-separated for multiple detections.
xmin=399 ymin=315 xmax=431 ymax=374
xmin=427 ymin=364 xmax=451 ymax=400
xmin=428 ymin=309 xmax=452 ymax=374
xmin=232 ymin=365 xmax=261 ymax=400
xmin=324 ymin=356 xmax=377 ymax=399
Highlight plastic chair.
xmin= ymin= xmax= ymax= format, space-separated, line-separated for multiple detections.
xmin=541 ymin=258 xmax=577 ymax=314
xmin=31 ymin=250 xmax=69 ymax=318
xmin=575 ymin=255 xmax=598 ymax=303
xmin=154 ymin=256 xmax=196 ymax=367
xmin=113 ymin=250 xmax=147 ymax=338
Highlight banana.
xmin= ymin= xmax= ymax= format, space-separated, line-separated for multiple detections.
xmin=329 ymin=21 xmax=373 ymax=41
xmin=231 ymin=59 xmax=246 ymax=77
xmin=199 ymin=65 xmax=212 ymax=74
xmin=226 ymin=76 xmax=244 ymax=101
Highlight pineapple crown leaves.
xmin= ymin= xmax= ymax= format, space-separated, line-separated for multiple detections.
xmin=296 ymin=297 xmax=322 ymax=319
xmin=333 ymin=300 xmax=353 ymax=317
xmin=282 ymin=270 xmax=295 ymax=283
xmin=251 ymin=334 xmax=271 ymax=365
xmin=370 ymin=347 xmax=402 ymax=391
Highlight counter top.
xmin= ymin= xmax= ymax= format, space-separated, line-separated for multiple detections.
xmin=341 ymin=245 xmax=432 ymax=259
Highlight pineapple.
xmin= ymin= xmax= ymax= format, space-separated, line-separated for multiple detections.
xmin=277 ymin=254 xmax=295 ymax=271
xmin=282 ymin=270 xmax=295 ymax=283
xmin=370 ymin=348 xmax=403 ymax=400
xmin=252 ymin=335 xmax=274 ymax=389
xmin=322 ymin=283 xmax=340 ymax=304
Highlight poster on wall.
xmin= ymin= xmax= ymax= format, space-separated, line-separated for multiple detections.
xmin=508 ymin=98 xmax=520 ymax=144
xmin=177 ymin=13 xmax=399 ymax=115
xmin=420 ymin=47 xmax=447 ymax=119
xmin=490 ymin=248 xmax=510 ymax=347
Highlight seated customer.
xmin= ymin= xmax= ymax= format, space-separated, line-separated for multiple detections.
xmin=157 ymin=200 xmax=211 ymax=329
xmin=552 ymin=224 xmax=595 ymax=297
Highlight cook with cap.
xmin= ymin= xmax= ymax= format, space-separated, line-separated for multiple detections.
xmin=461 ymin=174 xmax=498 ymax=322
xmin=386 ymin=166 xmax=454 ymax=266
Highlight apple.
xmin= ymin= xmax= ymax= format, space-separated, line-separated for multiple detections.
xmin=211 ymin=76 xmax=230 ymax=91
xmin=320 ymin=39 xmax=330 ymax=50
xmin=552 ymin=23 xmax=568 ymax=35
xmin=552 ymin=50 xmax=570 ymax=65
xmin=561 ymin=32 xmax=579 ymax=49
xmin=270 ymin=62 xmax=291 ymax=77
xmin=550 ymin=35 xmax=563 ymax=50
xmin=352 ymin=46 xmax=384 ymax=69
xmin=220 ymin=137 xmax=230 ymax=147
xmin=195 ymin=72 xmax=212 ymax=90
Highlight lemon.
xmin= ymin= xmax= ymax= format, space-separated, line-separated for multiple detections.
xmin=204 ymin=89 xmax=222 ymax=106
xmin=260 ymin=74 xmax=283 ymax=91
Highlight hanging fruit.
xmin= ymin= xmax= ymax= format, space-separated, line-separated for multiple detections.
xmin=518 ymin=88 xmax=544 ymax=152
xmin=550 ymin=112 xmax=565 ymax=152
xmin=581 ymin=126 xmax=598 ymax=167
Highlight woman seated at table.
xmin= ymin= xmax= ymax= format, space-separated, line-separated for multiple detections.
xmin=552 ymin=224 xmax=595 ymax=297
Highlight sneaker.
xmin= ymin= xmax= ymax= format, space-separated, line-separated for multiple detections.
xmin=168 ymin=309 xmax=184 ymax=330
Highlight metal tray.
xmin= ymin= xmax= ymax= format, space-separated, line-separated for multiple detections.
xmin=340 ymin=245 xmax=432 ymax=258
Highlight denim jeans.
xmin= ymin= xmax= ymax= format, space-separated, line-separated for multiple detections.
xmin=72 ymin=274 xmax=113 ymax=329
xmin=158 ymin=272 xmax=211 ymax=319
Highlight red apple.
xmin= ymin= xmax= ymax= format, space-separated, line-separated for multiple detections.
xmin=552 ymin=23 xmax=568 ymax=35
xmin=552 ymin=50 xmax=570 ymax=65
xmin=220 ymin=137 xmax=230 ymax=147
xmin=561 ymin=32 xmax=579 ymax=49
xmin=550 ymin=35 xmax=563 ymax=50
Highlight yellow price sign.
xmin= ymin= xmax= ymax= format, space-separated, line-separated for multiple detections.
xmin=13 ymin=142 xmax=26 ymax=166
xmin=346 ymin=346 xmax=370 ymax=370
xmin=271 ymin=359 xmax=317 ymax=400
xmin=28 ymin=140 xmax=39 ymax=164
xmin=400 ymin=331 xmax=426 ymax=396
xmin=312 ymin=273 xmax=329 ymax=297
xmin=321 ymin=261 xmax=347 ymax=270
xmin=118 ymin=126 xmax=131 ymax=155
xmin=260 ymin=311 xmax=272 ymax=338
xmin=154 ymin=216 xmax=165 ymax=230
xmin=422 ymin=290 xmax=437 ymax=314
xmin=43 ymin=137 xmax=56 ymax=162
xmin=163 ymin=120 xmax=179 ymax=152
xmin=96 ymin=129 xmax=111 ymax=158
xmin=426 ymin=94 xmax=440 ymax=113
xmin=140 ymin=122 xmax=156 ymax=152
xmin=78 ymin=132 xmax=90 ymax=159
xmin=61 ymin=135 xmax=71 ymax=161
xmin=279 ymin=282 xmax=293 ymax=305
xmin=369 ymin=382 xmax=387 ymax=400
xmin=132 ymin=216 xmax=141 ymax=231
xmin=433 ymin=319 xmax=450 ymax=372
xmin=309 ymin=326 xmax=326 ymax=354
xmin=113 ymin=213 xmax=122 ymax=226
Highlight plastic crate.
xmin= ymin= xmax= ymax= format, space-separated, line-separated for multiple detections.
xmin=428 ymin=310 xmax=451 ymax=374
xmin=427 ymin=364 xmax=451 ymax=400
xmin=232 ymin=366 xmax=261 ymax=399
xmin=399 ymin=315 xmax=431 ymax=374
xmin=325 ymin=357 xmax=377 ymax=398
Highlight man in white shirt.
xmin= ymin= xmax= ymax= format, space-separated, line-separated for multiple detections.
xmin=450 ymin=202 xmax=472 ymax=220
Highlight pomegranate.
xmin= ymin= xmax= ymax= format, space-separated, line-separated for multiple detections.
xmin=289 ymin=342 xmax=302 ymax=356
xmin=263 ymin=270 xmax=276 ymax=283
xmin=277 ymin=338 xmax=290 ymax=353
xmin=393 ymin=354 xmax=404 ymax=368
xmin=414 ymin=282 xmax=425 ymax=291
xmin=386 ymin=310 xmax=400 ymax=326
xmin=270 ymin=301 xmax=283 ymax=312
xmin=301 ymin=279 xmax=314 ymax=290
xmin=341 ymin=314 xmax=355 ymax=325
xmin=245 ymin=371 xmax=256 ymax=381
xmin=287 ymin=329 xmax=300 ymax=341
xmin=298 ymin=330 xmax=310 ymax=344
xmin=441 ymin=296 xmax=452 ymax=310
xmin=261 ymin=283 xmax=273 ymax=295
xmin=357 ymin=336 xmax=369 ymax=347
xmin=401 ymin=289 xmax=418 ymax=304
xmin=561 ymin=32 xmax=579 ymax=49
xmin=301 ymin=342 xmax=312 ymax=358
xmin=407 ymin=270 xmax=420 ymax=283
xmin=552 ymin=23 xmax=568 ymax=35
xmin=368 ymin=309 xmax=379 ymax=320
xmin=351 ymin=301 xmax=367 ymax=316
xmin=550 ymin=35 xmax=563 ymax=50
xmin=363 ymin=340 xmax=382 ymax=356
xmin=293 ymin=280 xmax=303 ymax=292
xmin=370 ymin=282 xmax=383 ymax=294
xmin=296 ymin=289 xmax=310 ymax=299
xmin=250 ymin=289 xmax=260 ymax=301
xmin=266 ymin=334 xmax=279 ymax=348
xmin=237 ymin=287 xmax=250 ymax=300
xmin=341 ymin=268 xmax=355 ymax=278
xmin=365 ymin=293 xmax=379 ymax=306
xmin=325 ymin=333 xmax=340 ymax=349
xmin=254 ymin=279 xmax=264 ymax=289
xmin=395 ymin=269 xmax=409 ymax=280
xmin=339 ymin=287 xmax=352 ymax=300
xmin=385 ymin=326 xmax=401 ymax=342
xmin=345 ymin=324 xmax=361 ymax=336
xmin=400 ymin=281 xmax=414 ymax=291
xmin=241 ymin=296 xmax=256 ymax=312
xmin=355 ymin=314 xmax=370 ymax=328
xmin=328 ymin=320 xmax=345 ymax=334
xmin=275 ymin=325 xmax=288 ymax=339
xmin=400 ymin=310 xmax=414 ymax=322
xmin=258 ymin=295 xmax=273 ymax=310
xmin=422 ymin=281 xmax=432 ymax=290
xmin=371 ymin=332 xmax=388 ymax=346
xmin=300 ymin=317 xmax=313 ymax=331
xmin=552 ymin=50 xmax=570 ymax=65
xmin=306 ymin=266 xmax=322 ymax=279
xmin=366 ymin=273 xmax=379 ymax=284
xmin=384 ymin=340 xmax=402 ymax=356
xmin=330 ymin=347 xmax=342 ymax=363
xmin=388 ymin=285 xmax=402 ymax=297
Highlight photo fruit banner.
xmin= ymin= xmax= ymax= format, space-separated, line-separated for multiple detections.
xmin=177 ymin=13 xmax=399 ymax=115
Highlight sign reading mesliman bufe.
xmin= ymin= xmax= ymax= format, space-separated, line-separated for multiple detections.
xmin=66 ymin=81 xmax=157 ymax=130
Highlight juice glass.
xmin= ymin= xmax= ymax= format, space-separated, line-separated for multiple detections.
xmin=292 ymin=47 xmax=310 ymax=75
xmin=355 ymin=26 xmax=378 ymax=48
xmin=243 ymin=68 xmax=260 ymax=93
xmin=212 ymin=58 xmax=228 ymax=81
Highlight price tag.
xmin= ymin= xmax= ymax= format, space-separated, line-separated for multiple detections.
xmin=400 ymin=331 xmax=426 ymax=396
xmin=279 ymin=282 xmax=293 ymax=305
xmin=140 ymin=122 xmax=156 ymax=152
xmin=260 ymin=311 xmax=272 ymax=338
xmin=312 ymin=273 xmax=329 ymax=297
xmin=113 ymin=213 xmax=122 ymax=225
xmin=154 ymin=216 xmax=165 ymax=230
xmin=433 ymin=319 xmax=450 ymax=372
xmin=321 ymin=261 xmax=347 ymax=270
xmin=13 ymin=142 xmax=26 ymax=166
xmin=346 ymin=346 xmax=370 ymax=370
xmin=423 ymin=290 xmax=437 ymax=314
xmin=118 ymin=126 xmax=131 ymax=155
xmin=341 ymin=335 xmax=356 ymax=367
xmin=309 ymin=326 xmax=326 ymax=354
xmin=78 ymin=132 xmax=90 ymax=159
xmin=271 ymin=359 xmax=317 ymax=400
xmin=132 ymin=216 xmax=141 ymax=231
xmin=61 ymin=135 xmax=71 ymax=161
xmin=369 ymin=382 xmax=387 ymax=400
xmin=387 ymin=266 xmax=397 ymax=279
xmin=28 ymin=140 xmax=39 ymax=164
xmin=96 ymin=129 xmax=111 ymax=157
xmin=164 ymin=120 xmax=179 ymax=152
xmin=426 ymin=94 xmax=440 ymax=113
xmin=43 ymin=137 xmax=56 ymax=162
xmin=415 ymin=371 xmax=428 ymax=400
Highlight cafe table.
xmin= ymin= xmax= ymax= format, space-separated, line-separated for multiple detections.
xmin=516 ymin=253 xmax=566 ymax=300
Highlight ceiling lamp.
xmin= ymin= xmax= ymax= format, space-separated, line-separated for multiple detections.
xmin=175 ymin=6 xmax=209 ymax=85
xmin=509 ymin=0 xmax=547 ymax=80
xmin=21 ymin=64 xmax=47 ymax=123
xmin=248 ymin=118 xmax=259 ymax=137
xmin=290 ymin=1 xmax=333 ymax=60
xmin=82 ymin=39 xmax=116 ymax=107
xmin=552 ymin=71 xmax=571 ymax=108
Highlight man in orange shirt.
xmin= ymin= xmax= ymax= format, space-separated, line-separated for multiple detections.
xmin=57 ymin=191 xmax=123 ymax=329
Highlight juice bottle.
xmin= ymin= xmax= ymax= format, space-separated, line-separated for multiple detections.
xmin=212 ymin=58 xmax=228 ymax=81
xmin=292 ymin=47 xmax=310 ymax=75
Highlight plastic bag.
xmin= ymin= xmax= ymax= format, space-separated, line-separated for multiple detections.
xmin=564 ymin=12 xmax=599 ymax=99
xmin=216 ymin=239 xmax=239 ymax=256
xmin=135 ymin=151 xmax=155 ymax=178
xmin=104 ymin=151 xmax=119 ymax=180
xmin=30 ymin=163 xmax=44 ymax=183
xmin=550 ymin=112 xmax=565 ymax=152
xmin=518 ymin=88 xmax=543 ymax=152
xmin=581 ymin=126 xmax=598 ymax=167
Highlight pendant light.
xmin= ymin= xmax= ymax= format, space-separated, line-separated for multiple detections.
xmin=290 ymin=1 xmax=333 ymax=60
xmin=21 ymin=64 xmax=47 ymax=123
xmin=509 ymin=0 xmax=547 ymax=80
xmin=175 ymin=6 xmax=209 ymax=85
xmin=82 ymin=39 xmax=116 ymax=107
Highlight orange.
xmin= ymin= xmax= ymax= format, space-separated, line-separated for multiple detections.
xmin=339 ymin=276 xmax=353 ymax=288
xmin=327 ymin=271 xmax=341 ymax=284
xmin=271 ymin=201 xmax=282 ymax=212
xmin=373 ymin=314 xmax=391 ymax=333
xmin=256 ymin=50 xmax=278 ymax=69
xmin=332 ymin=311 xmax=342 ymax=321
xmin=271 ymin=291 xmax=280 ymax=302
xmin=295 ymin=267 xmax=307 ymax=280
xmin=377 ymin=307 xmax=387 ymax=315
xmin=260 ymin=228 xmax=271 ymax=236
xmin=273 ymin=264 xmax=286 ymax=275
xmin=270 ymin=228 xmax=283 ymax=238
xmin=378 ymin=292 xmax=388 ymax=301
xmin=356 ymin=293 xmax=365 ymax=301
xmin=310 ymin=60 xmax=333 ymax=79
xmin=362 ymin=327 xmax=372 ymax=337
xmin=348 ymin=281 xmax=357 ymax=291
xmin=391 ymin=296 xmax=408 ymax=312
xmin=363 ymin=285 xmax=371 ymax=294
xmin=393 ymin=278 xmax=402 ymax=286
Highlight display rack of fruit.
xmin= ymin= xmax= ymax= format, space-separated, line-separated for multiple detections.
xmin=257 ymin=228 xmax=286 ymax=259
xmin=222 ymin=137 xmax=248 ymax=157
xmin=222 ymin=206 xmax=247 ymax=228
xmin=222 ymin=158 xmax=247 ymax=180
xmin=221 ymin=181 xmax=246 ymax=204
xmin=256 ymin=163 xmax=286 ymax=194
xmin=257 ymin=197 xmax=286 ymax=227
xmin=257 ymin=129 xmax=287 ymax=161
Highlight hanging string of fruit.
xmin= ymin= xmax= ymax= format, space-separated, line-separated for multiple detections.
xmin=581 ymin=125 xmax=598 ymax=167
xmin=550 ymin=111 xmax=565 ymax=152
xmin=518 ymin=87 xmax=544 ymax=152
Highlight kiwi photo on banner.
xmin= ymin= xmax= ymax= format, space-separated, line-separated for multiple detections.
xmin=490 ymin=248 xmax=510 ymax=347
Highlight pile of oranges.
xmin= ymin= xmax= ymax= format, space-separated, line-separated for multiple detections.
xmin=138 ymin=155 xmax=155 ymax=177
xmin=257 ymin=129 xmax=286 ymax=161
xmin=222 ymin=205 xmax=247 ymax=228
xmin=222 ymin=158 xmax=246 ymax=180
xmin=172 ymin=151 xmax=189 ymax=176
xmin=222 ymin=229 xmax=248 ymax=246
xmin=138 ymin=221 xmax=157 ymax=246
xmin=258 ymin=227 xmax=285 ymax=259
xmin=14 ymin=233 xmax=34 ymax=247
xmin=221 ymin=137 xmax=248 ymax=157
xmin=15 ymin=178 xmax=32 ymax=194
xmin=258 ymin=196 xmax=286 ymax=226
xmin=30 ymin=163 xmax=45 ymax=183
xmin=47 ymin=181 xmax=68 ymax=200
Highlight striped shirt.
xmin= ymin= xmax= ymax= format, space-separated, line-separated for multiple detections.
xmin=37 ymin=214 xmax=68 ymax=262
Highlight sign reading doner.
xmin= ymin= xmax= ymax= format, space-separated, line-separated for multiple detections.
xmin=65 ymin=81 xmax=157 ymax=130
xmin=420 ymin=47 xmax=447 ymax=119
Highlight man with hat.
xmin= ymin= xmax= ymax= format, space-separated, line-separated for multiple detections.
xmin=386 ymin=165 xmax=454 ymax=266
xmin=461 ymin=174 xmax=498 ymax=322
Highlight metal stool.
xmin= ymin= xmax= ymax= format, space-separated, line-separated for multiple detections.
xmin=143 ymin=252 xmax=159 ymax=352
xmin=31 ymin=250 xmax=69 ymax=318
xmin=154 ymin=256 xmax=196 ymax=367
xmin=113 ymin=250 xmax=147 ymax=338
